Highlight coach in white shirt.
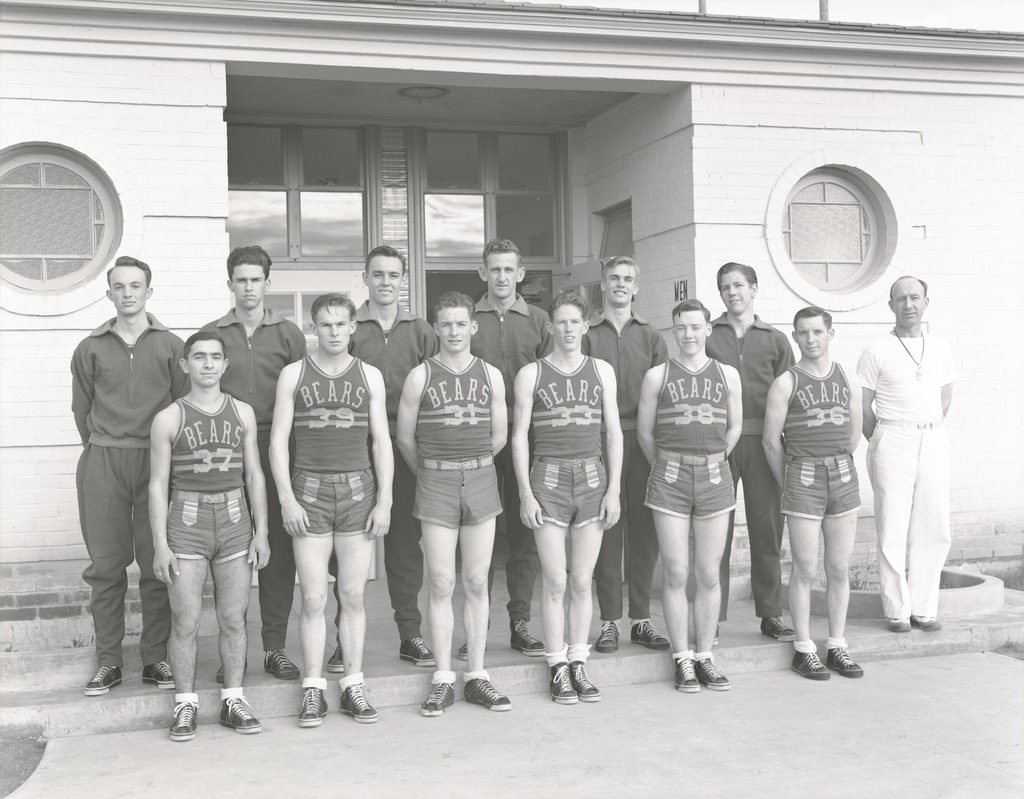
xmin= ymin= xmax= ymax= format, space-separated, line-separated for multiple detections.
xmin=857 ymin=275 xmax=956 ymax=633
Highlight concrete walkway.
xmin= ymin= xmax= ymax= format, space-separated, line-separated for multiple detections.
xmin=10 ymin=651 xmax=1023 ymax=799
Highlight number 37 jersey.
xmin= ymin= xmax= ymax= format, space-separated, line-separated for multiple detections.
xmin=170 ymin=395 xmax=247 ymax=492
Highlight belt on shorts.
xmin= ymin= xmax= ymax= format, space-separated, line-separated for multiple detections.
xmin=878 ymin=419 xmax=941 ymax=430
xmin=787 ymin=453 xmax=850 ymax=467
xmin=173 ymin=487 xmax=244 ymax=505
xmin=296 ymin=469 xmax=367 ymax=484
xmin=419 ymin=454 xmax=494 ymax=471
xmin=535 ymin=455 xmax=603 ymax=467
xmin=660 ymin=451 xmax=726 ymax=466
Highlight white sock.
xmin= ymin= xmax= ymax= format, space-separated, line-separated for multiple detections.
xmin=694 ymin=651 xmax=714 ymax=662
xmin=432 ymin=670 xmax=456 ymax=685
xmin=567 ymin=643 xmax=590 ymax=663
xmin=464 ymin=670 xmax=489 ymax=682
xmin=220 ymin=686 xmax=243 ymax=701
xmin=174 ymin=692 xmax=198 ymax=705
xmin=340 ymin=672 xmax=364 ymax=689
xmin=826 ymin=637 xmax=847 ymax=651
xmin=302 ymin=677 xmax=328 ymax=691
xmin=673 ymin=649 xmax=694 ymax=663
xmin=794 ymin=640 xmax=817 ymax=655
xmin=544 ymin=645 xmax=568 ymax=667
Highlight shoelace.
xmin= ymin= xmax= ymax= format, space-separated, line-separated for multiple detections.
xmin=552 ymin=664 xmax=574 ymax=693
xmin=599 ymin=623 xmax=618 ymax=640
xmin=677 ymin=659 xmax=697 ymax=683
xmin=830 ymin=649 xmax=856 ymax=669
xmin=92 ymin=665 xmax=117 ymax=683
xmin=346 ymin=685 xmax=371 ymax=712
xmin=301 ymin=688 xmax=323 ymax=715
xmin=472 ymin=680 xmax=502 ymax=703
xmin=426 ymin=682 xmax=452 ymax=708
xmin=803 ymin=652 xmax=826 ymax=670
xmin=513 ymin=620 xmax=539 ymax=644
xmin=699 ymin=658 xmax=724 ymax=680
xmin=152 ymin=661 xmax=171 ymax=678
xmin=268 ymin=651 xmax=291 ymax=669
xmin=570 ymin=663 xmax=595 ymax=690
xmin=225 ymin=697 xmax=256 ymax=722
xmin=635 ymin=621 xmax=656 ymax=639
xmin=173 ymin=702 xmax=197 ymax=727
xmin=410 ymin=638 xmax=431 ymax=656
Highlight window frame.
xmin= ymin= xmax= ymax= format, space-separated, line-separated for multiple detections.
xmin=0 ymin=144 xmax=122 ymax=294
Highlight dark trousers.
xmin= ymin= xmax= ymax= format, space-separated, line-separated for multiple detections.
xmin=384 ymin=437 xmax=424 ymax=641
xmin=77 ymin=445 xmax=170 ymax=668
xmin=489 ymin=440 xmax=540 ymax=623
xmin=720 ymin=434 xmax=784 ymax=620
xmin=255 ymin=430 xmax=295 ymax=651
xmin=595 ymin=429 xmax=659 ymax=622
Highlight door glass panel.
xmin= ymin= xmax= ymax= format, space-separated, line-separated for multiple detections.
xmin=498 ymin=135 xmax=553 ymax=191
xmin=228 ymin=191 xmax=287 ymax=255
xmin=300 ymin=192 xmax=364 ymax=256
xmin=424 ymin=194 xmax=484 ymax=257
xmin=228 ymin=127 xmax=283 ymax=186
xmin=302 ymin=129 xmax=360 ymax=187
xmin=495 ymin=194 xmax=554 ymax=257
xmin=426 ymin=133 xmax=480 ymax=190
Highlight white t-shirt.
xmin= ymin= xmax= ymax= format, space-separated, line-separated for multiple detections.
xmin=857 ymin=331 xmax=956 ymax=423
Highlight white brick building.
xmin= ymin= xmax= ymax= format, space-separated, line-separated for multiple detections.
xmin=1 ymin=0 xmax=1022 ymax=636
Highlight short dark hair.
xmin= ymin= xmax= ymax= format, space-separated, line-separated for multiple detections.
xmin=602 ymin=255 xmax=640 ymax=279
xmin=793 ymin=306 xmax=833 ymax=330
xmin=227 ymin=246 xmax=272 ymax=280
xmin=107 ymin=255 xmax=152 ymax=287
xmin=549 ymin=291 xmax=588 ymax=320
xmin=183 ymin=330 xmax=226 ymax=358
xmin=365 ymin=245 xmax=407 ymax=274
xmin=716 ymin=262 xmax=758 ymax=291
xmin=672 ymin=299 xmax=710 ymax=323
xmin=889 ymin=275 xmax=929 ymax=300
xmin=310 ymin=293 xmax=357 ymax=324
xmin=482 ymin=238 xmax=521 ymax=266
xmin=432 ymin=291 xmax=476 ymax=322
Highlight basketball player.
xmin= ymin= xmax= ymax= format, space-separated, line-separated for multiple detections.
xmin=763 ymin=307 xmax=864 ymax=680
xmin=636 ymin=299 xmax=741 ymax=693
xmin=150 ymin=331 xmax=270 ymax=742
xmin=270 ymin=294 xmax=392 ymax=727
xmin=397 ymin=292 xmax=511 ymax=717
xmin=512 ymin=292 xmax=622 ymax=705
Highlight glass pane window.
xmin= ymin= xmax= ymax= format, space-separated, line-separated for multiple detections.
xmin=426 ymin=132 xmax=480 ymax=190
xmin=0 ymin=146 xmax=121 ymax=293
xmin=498 ymin=135 xmax=553 ymax=191
xmin=302 ymin=129 xmax=360 ymax=188
xmin=300 ymin=192 xmax=364 ymax=256
xmin=495 ymin=194 xmax=554 ymax=257
xmin=782 ymin=171 xmax=882 ymax=292
xmin=424 ymin=194 xmax=485 ymax=257
xmin=228 ymin=127 xmax=283 ymax=186
xmin=228 ymin=191 xmax=288 ymax=256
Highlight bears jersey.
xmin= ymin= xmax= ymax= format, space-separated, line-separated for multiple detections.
xmin=655 ymin=358 xmax=730 ymax=455
xmin=783 ymin=363 xmax=852 ymax=457
xmin=532 ymin=357 xmax=604 ymax=459
xmin=416 ymin=356 xmax=493 ymax=461
xmin=292 ymin=356 xmax=371 ymax=472
xmin=171 ymin=395 xmax=246 ymax=492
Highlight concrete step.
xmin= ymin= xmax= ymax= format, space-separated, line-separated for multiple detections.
xmin=3 ymin=585 xmax=1022 ymax=740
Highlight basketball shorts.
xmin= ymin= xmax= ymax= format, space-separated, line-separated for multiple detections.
xmin=782 ymin=453 xmax=860 ymax=520
xmin=414 ymin=456 xmax=502 ymax=529
xmin=644 ymin=451 xmax=735 ymax=520
xmin=529 ymin=455 xmax=607 ymax=529
xmin=167 ymin=488 xmax=252 ymax=564
xmin=293 ymin=468 xmax=376 ymax=537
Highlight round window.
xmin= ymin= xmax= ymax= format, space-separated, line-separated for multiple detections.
xmin=780 ymin=168 xmax=894 ymax=294
xmin=0 ymin=144 xmax=122 ymax=293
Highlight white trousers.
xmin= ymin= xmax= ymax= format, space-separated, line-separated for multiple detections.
xmin=867 ymin=424 xmax=951 ymax=620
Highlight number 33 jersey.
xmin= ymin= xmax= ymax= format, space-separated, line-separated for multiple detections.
xmin=170 ymin=395 xmax=247 ymax=492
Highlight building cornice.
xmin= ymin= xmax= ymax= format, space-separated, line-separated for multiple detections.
xmin=2 ymin=0 xmax=1023 ymax=96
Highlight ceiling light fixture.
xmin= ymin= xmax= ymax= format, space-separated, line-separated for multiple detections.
xmin=398 ymin=86 xmax=450 ymax=101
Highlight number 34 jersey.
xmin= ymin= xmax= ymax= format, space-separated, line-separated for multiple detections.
xmin=170 ymin=395 xmax=247 ymax=492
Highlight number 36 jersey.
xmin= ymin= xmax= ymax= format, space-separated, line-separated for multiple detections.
xmin=170 ymin=395 xmax=247 ymax=492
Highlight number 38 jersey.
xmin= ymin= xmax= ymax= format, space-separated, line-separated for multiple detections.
xmin=171 ymin=395 xmax=247 ymax=492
